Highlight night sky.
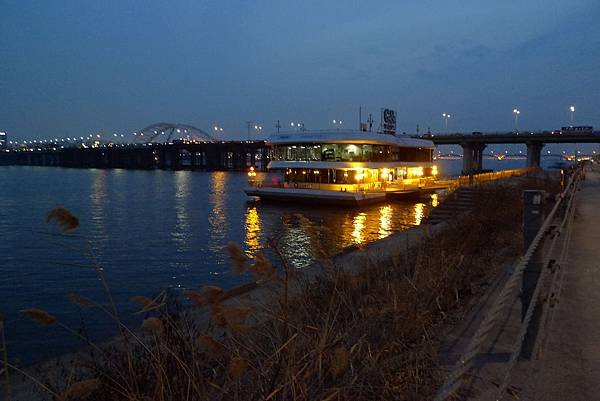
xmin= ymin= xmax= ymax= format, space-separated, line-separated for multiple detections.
xmin=2 ymin=1 xmax=600 ymax=142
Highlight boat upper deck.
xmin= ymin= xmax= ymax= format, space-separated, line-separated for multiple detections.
xmin=268 ymin=130 xmax=435 ymax=149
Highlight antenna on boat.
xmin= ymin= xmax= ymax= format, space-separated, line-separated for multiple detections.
xmin=276 ymin=120 xmax=281 ymax=133
xmin=359 ymin=106 xmax=369 ymax=132
xmin=367 ymin=114 xmax=373 ymax=132
xmin=359 ymin=106 xmax=362 ymax=130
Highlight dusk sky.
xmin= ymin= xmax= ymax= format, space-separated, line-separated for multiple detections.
xmin=2 ymin=0 xmax=600 ymax=142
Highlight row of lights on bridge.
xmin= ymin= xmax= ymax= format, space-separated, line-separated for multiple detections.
xmin=4 ymin=105 xmax=582 ymax=144
xmin=441 ymin=106 xmax=577 ymax=130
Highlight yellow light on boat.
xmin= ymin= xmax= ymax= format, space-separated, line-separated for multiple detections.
xmin=414 ymin=167 xmax=424 ymax=177
xmin=382 ymin=168 xmax=389 ymax=177
xmin=355 ymin=173 xmax=364 ymax=181
xmin=431 ymin=165 xmax=438 ymax=176
xmin=248 ymin=166 xmax=256 ymax=177
xmin=314 ymin=170 xmax=320 ymax=174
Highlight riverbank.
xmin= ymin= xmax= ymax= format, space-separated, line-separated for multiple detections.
xmin=1 ymin=172 xmax=562 ymax=401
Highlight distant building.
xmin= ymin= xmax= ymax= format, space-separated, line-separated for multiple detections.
xmin=0 ymin=132 xmax=6 ymax=148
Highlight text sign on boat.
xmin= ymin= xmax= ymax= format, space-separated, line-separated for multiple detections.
xmin=382 ymin=109 xmax=396 ymax=135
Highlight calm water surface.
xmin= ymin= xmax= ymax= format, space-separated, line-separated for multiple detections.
xmin=0 ymin=158 xmax=565 ymax=364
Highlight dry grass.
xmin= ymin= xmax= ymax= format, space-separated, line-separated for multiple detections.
xmin=4 ymin=177 xmax=561 ymax=401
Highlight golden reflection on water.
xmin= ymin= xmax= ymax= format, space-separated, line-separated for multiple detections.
xmin=413 ymin=203 xmax=425 ymax=225
xmin=208 ymin=172 xmax=228 ymax=251
xmin=351 ymin=213 xmax=367 ymax=244
xmin=378 ymin=205 xmax=392 ymax=238
xmin=244 ymin=206 xmax=261 ymax=257
xmin=431 ymin=193 xmax=439 ymax=207
xmin=246 ymin=196 xmax=437 ymax=267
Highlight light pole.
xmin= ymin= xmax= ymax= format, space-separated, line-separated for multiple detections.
xmin=213 ymin=124 xmax=224 ymax=139
xmin=254 ymin=124 xmax=263 ymax=139
xmin=442 ymin=113 xmax=451 ymax=130
xmin=513 ymin=108 xmax=521 ymax=131
xmin=569 ymin=105 xmax=575 ymax=125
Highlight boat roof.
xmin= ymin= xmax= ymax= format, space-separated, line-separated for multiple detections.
xmin=267 ymin=130 xmax=435 ymax=149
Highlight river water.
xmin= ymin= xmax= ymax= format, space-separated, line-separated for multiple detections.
xmin=0 ymin=158 xmax=564 ymax=364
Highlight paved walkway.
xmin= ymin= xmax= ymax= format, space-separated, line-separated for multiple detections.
xmin=523 ymin=167 xmax=600 ymax=400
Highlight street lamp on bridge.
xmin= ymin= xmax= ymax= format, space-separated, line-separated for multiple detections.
xmin=253 ymin=124 xmax=263 ymax=139
xmin=513 ymin=108 xmax=521 ymax=131
xmin=213 ymin=124 xmax=224 ymax=139
xmin=442 ymin=113 xmax=451 ymax=130
xmin=569 ymin=105 xmax=575 ymax=124
xmin=245 ymin=122 xmax=263 ymax=140
xmin=290 ymin=122 xmax=305 ymax=131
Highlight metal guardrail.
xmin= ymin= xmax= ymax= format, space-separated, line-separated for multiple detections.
xmin=456 ymin=167 xmax=539 ymax=187
xmin=434 ymin=166 xmax=582 ymax=401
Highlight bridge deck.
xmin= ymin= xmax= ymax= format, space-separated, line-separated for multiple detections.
xmin=424 ymin=131 xmax=600 ymax=145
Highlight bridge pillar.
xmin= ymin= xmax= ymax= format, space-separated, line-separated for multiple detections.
xmin=462 ymin=143 xmax=487 ymax=174
xmin=526 ymin=142 xmax=544 ymax=168
xmin=473 ymin=143 xmax=486 ymax=172
xmin=461 ymin=143 xmax=474 ymax=175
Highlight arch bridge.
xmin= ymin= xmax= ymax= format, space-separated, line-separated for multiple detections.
xmin=133 ymin=123 xmax=216 ymax=143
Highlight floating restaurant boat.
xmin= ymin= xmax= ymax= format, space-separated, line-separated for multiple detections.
xmin=244 ymin=130 xmax=438 ymax=206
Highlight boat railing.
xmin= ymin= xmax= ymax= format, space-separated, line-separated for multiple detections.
xmin=247 ymin=178 xmax=440 ymax=193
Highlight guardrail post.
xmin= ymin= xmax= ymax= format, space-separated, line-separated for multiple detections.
xmin=521 ymin=189 xmax=546 ymax=358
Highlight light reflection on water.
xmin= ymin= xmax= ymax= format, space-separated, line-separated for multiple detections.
xmin=251 ymin=194 xmax=439 ymax=267
xmin=351 ymin=213 xmax=367 ymax=244
xmin=379 ymin=205 xmax=393 ymax=239
xmin=90 ymin=169 xmax=107 ymax=240
xmin=171 ymin=171 xmax=191 ymax=283
xmin=413 ymin=203 xmax=426 ymax=226
xmin=208 ymin=171 xmax=228 ymax=254
xmin=244 ymin=206 xmax=261 ymax=257
xmin=173 ymin=171 xmax=191 ymax=251
xmin=278 ymin=216 xmax=315 ymax=267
